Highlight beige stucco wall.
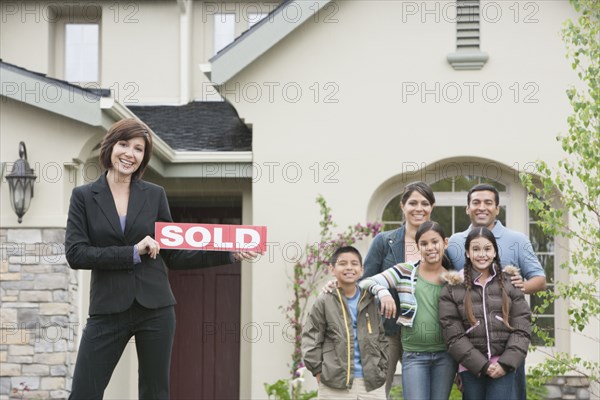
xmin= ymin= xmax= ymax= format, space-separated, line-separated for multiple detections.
xmin=0 ymin=1 xmax=50 ymax=74
xmin=100 ymin=2 xmax=181 ymax=105
xmin=214 ymin=1 xmax=595 ymax=397
xmin=0 ymin=97 xmax=104 ymax=228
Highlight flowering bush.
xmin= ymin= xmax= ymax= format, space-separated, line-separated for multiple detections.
xmin=265 ymin=195 xmax=382 ymax=399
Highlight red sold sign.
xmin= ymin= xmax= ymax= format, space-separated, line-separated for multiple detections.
xmin=155 ymin=222 xmax=267 ymax=252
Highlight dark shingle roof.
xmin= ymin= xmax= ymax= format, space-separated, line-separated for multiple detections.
xmin=129 ymin=102 xmax=252 ymax=152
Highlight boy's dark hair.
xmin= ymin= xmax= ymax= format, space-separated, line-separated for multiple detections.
xmin=467 ymin=184 xmax=500 ymax=206
xmin=330 ymin=246 xmax=363 ymax=265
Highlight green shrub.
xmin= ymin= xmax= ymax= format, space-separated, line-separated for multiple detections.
xmin=388 ymin=378 xmax=546 ymax=400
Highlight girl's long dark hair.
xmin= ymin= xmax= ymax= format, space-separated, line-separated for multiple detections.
xmin=463 ymin=227 xmax=512 ymax=329
xmin=415 ymin=221 xmax=451 ymax=267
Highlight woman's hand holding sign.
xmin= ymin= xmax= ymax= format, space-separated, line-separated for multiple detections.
xmin=136 ymin=235 xmax=161 ymax=259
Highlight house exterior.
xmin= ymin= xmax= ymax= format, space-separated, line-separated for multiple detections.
xmin=1 ymin=1 xmax=597 ymax=399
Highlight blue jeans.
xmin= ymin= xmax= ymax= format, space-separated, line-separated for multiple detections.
xmin=512 ymin=362 xmax=526 ymax=400
xmin=401 ymin=351 xmax=457 ymax=400
xmin=460 ymin=369 xmax=515 ymax=400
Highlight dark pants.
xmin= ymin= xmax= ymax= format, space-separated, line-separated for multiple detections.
xmin=460 ymin=370 xmax=515 ymax=400
xmin=69 ymin=301 xmax=176 ymax=400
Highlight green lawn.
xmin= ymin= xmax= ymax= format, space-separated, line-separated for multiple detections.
xmin=389 ymin=384 xmax=463 ymax=400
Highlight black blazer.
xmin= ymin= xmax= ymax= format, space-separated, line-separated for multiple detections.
xmin=65 ymin=173 xmax=232 ymax=315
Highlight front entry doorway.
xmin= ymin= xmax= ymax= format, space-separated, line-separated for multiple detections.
xmin=168 ymin=197 xmax=242 ymax=400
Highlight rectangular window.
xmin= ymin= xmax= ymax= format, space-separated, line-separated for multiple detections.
xmin=214 ymin=14 xmax=235 ymax=55
xmin=64 ymin=24 xmax=99 ymax=82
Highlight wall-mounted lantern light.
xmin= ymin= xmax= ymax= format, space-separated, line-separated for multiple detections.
xmin=5 ymin=142 xmax=36 ymax=223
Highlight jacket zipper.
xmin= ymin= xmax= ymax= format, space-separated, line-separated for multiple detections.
xmin=481 ymin=282 xmax=492 ymax=359
xmin=335 ymin=288 xmax=352 ymax=388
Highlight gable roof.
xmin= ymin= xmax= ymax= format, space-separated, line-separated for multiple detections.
xmin=0 ymin=59 xmax=110 ymax=98
xmin=128 ymin=102 xmax=252 ymax=151
xmin=207 ymin=0 xmax=332 ymax=85
xmin=0 ymin=59 xmax=110 ymax=126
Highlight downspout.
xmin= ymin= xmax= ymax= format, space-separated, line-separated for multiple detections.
xmin=178 ymin=0 xmax=191 ymax=104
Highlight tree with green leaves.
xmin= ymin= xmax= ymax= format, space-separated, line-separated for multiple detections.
xmin=521 ymin=0 xmax=599 ymax=395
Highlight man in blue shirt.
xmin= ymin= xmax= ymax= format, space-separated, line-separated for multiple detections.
xmin=447 ymin=183 xmax=547 ymax=400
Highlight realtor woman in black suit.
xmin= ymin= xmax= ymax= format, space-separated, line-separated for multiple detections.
xmin=66 ymin=118 xmax=254 ymax=399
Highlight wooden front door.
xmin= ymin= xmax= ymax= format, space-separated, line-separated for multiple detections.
xmin=168 ymin=199 xmax=242 ymax=399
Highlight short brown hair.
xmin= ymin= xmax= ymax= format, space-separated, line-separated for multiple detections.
xmin=99 ymin=118 xmax=153 ymax=181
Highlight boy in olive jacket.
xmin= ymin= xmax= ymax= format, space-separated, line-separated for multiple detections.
xmin=302 ymin=246 xmax=388 ymax=399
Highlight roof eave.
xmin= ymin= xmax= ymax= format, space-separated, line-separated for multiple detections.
xmin=0 ymin=63 xmax=103 ymax=126
xmin=207 ymin=0 xmax=332 ymax=85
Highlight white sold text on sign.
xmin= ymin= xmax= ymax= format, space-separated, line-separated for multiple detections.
xmin=155 ymin=223 xmax=267 ymax=252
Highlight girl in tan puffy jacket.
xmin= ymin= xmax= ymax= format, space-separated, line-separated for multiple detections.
xmin=439 ymin=227 xmax=531 ymax=400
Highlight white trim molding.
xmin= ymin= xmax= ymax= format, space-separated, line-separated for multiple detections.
xmin=208 ymin=0 xmax=332 ymax=85
xmin=447 ymin=51 xmax=489 ymax=70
